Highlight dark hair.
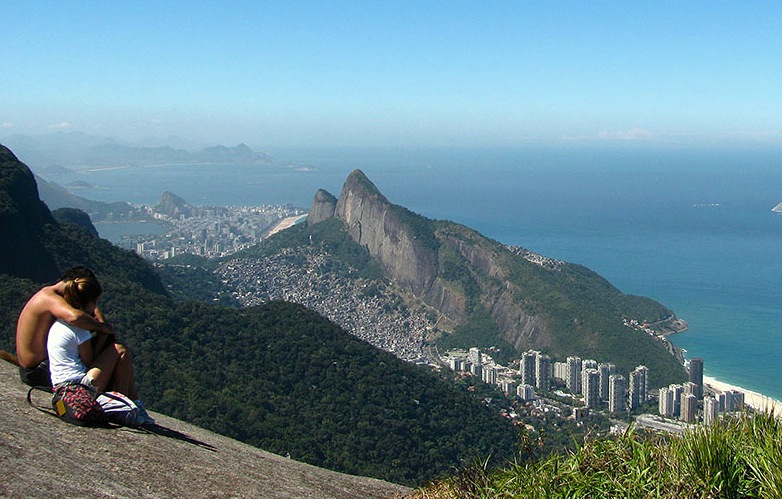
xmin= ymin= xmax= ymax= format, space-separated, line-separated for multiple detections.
xmin=63 ymin=276 xmax=103 ymax=311
xmin=61 ymin=266 xmax=97 ymax=282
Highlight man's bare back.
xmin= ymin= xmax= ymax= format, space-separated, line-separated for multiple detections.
xmin=16 ymin=280 xmax=113 ymax=368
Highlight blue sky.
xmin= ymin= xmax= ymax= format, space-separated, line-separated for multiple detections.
xmin=2 ymin=2 xmax=781 ymax=148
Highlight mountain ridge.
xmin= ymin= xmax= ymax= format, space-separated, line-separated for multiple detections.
xmin=307 ymin=169 xmax=687 ymax=386
xmin=2 ymin=132 xmax=272 ymax=169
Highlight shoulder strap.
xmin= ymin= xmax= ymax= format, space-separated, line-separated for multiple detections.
xmin=27 ymin=385 xmax=58 ymax=418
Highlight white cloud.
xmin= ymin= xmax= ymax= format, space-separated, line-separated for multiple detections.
xmin=48 ymin=122 xmax=73 ymax=130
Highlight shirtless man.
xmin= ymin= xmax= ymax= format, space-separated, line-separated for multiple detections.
xmin=16 ymin=266 xmax=116 ymax=388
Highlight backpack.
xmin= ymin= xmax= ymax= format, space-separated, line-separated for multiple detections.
xmin=96 ymin=391 xmax=145 ymax=427
xmin=51 ymin=381 xmax=107 ymax=426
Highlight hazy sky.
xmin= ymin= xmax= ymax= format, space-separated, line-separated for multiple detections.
xmin=2 ymin=2 xmax=781 ymax=148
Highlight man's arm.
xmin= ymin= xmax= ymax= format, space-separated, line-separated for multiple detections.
xmin=49 ymin=297 xmax=114 ymax=335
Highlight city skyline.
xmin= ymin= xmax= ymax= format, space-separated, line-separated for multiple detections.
xmin=2 ymin=2 xmax=781 ymax=148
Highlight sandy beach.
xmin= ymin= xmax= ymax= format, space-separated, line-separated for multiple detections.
xmin=266 ymin=214 xmax=308 ymax=237
xmin=703 ymin=375 xmax=782 ymax=418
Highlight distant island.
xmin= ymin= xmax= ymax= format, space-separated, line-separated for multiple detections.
xmin=1 ymin=132 xmax=273 ymax=169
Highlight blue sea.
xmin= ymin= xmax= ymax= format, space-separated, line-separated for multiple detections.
xmin=49 ymin=145 xmax=782 ymax=401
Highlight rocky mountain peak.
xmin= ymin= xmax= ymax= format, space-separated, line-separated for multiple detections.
xmin=156 ymin=191 xmax=192 ymax=217
xmin=306 ymin=189 xmax=338 ymax=225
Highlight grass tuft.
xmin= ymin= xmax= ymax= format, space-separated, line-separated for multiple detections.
xmin=409 ymin=411 xmax=782 ymax=499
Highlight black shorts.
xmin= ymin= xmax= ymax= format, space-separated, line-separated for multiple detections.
xmin=19 ymin=360 xmax=52 ymax=388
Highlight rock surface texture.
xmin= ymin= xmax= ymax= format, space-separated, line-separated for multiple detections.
xmin=0 ymin=361 xmax=410 ymax=499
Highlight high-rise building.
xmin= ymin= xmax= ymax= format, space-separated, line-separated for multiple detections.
xmin=703 ymin=396 xmax=719 ymax=426
xmin=608 ymin=374 xmax=626 ymax=413
xmin=535 ymin=353 xmax=552 ymax=392
xmin=566 ymin=356 xmax=582 ymax=394
xmin=598 ymin=363 xmax=616 ymax=401
xmin=659 ymin=386 xmax=675 ymax=417
xmin=517 ymin=383 xmax=535 ymax=401
xmin=681 ymin=393 xmax=698 ymax=423
xmin=482 ymin=367 xmax=497 ymax=385
xmin=724 ymin=390 xmax=745 ymax=412
xmin=717 ymin=391 xmax=727 ymax=411
xmin=688 ymin=357 xmax=704 ymax=399
xmin=520 ymin=350 xmax=537 ymax=386
xmin=669 ymin=384 xmax=684 ymax=417
xmin=582 ymin=369 xmax=601 ymax=408
xmin=553 ymin=361 xmax=568 ymax=382
xmin=629 ymin=365 xmax=650 ymax=409
xmin=449 ymin=357 xmax=464 ymax=372
xmin=583 ymin=359 xmax=598 ymax=370
xmin=469 ymin=347 xmax=483 ymax=367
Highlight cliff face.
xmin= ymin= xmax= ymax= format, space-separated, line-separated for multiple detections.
xmin=332 ymin=170 xmax=438 ymax=300
xmin=307 ymin=189 xmax=338 ymax=225
xmin=308 ymin=169 xmax=549 ymax=347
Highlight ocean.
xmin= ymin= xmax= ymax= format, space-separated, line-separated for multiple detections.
xmin=50 ymin=145 xmax=782 ymax=401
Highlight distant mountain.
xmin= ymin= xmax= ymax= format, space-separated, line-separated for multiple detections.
xmin=78 ymin=142 xmax=272 ymax=166
xmin=279 ymin=170 xmax=688 ymax=387
xmin=2 ymin=132 xmax=272 ymax=169
xmin=155 ymin=191 xmax=192 ymax=217
xmin=35 ymin=174 xmax=137 ymax=221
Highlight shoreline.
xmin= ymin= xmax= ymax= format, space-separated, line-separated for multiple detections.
xmin=703 ymin=374 xmax=782 ymax=418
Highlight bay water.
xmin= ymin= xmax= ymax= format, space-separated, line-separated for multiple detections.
xmin=51 ymin=145 xmax=782 ymax=400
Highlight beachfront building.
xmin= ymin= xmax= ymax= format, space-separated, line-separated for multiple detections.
xmin=659 ymin=386 xmax=675 ymax=417
xmin=723 ymin=389 xmax=745 ymax=412
xmin=669 ymin=384 xmax=684 ymax=417
xmin=683 ymin=381 xmax=699 ymax=396
xmin=681 ymin=393 xmax=698 ymax=423
xmin=689 ymin=357 xmax=704 ymax=399
xmin=703 ymin=396 xmax=719 ymax=426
